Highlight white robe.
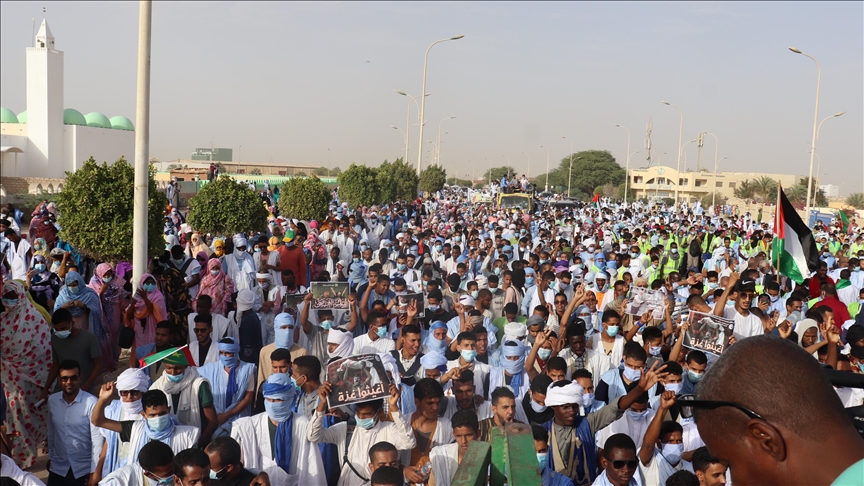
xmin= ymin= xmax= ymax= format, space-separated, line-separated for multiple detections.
xmin=187 ymin=312 xmax=237 ymax=344
xmin=1 ymin=454 xmax=43 ymax=486
xmin=231 ymin=412 xmax=326 ymax=486
xmin=123 ymin=422 xmax=199 ymax=465
xmin=429 ymin=442 xmax=460 ymax=486
xmin=307 ymin=409 xmax=416 ymax=486
xmin=595 ymin=409 xmax=657 ymax=452
xmin=225 ymin=253 xmax=257 ymax=291
xmin=399 ymin=417 xmax=455 ymax=471
xmin=587 ymin=334 xmax=626 ymax=371
xmin=189 ymin=339 xmax=220 ymax=367
xmin=98 ymin=463 xmax=147 ymax=486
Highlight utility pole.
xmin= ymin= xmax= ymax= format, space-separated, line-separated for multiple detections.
xmin=645 ymin=119 xmax=653 ymax=167
xmin=696 ymin=133 xmax=703 ymax=171
xmin=132 ymin=0 xmax=152 ymax=289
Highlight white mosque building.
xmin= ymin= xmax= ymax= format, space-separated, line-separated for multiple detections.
xmin=1 ymin=19 xmax=135 ymax=190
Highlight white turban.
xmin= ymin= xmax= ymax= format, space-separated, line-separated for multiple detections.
xmin=545 ymin=382 xmax=584 ymax=407
xmin=327 ymin=328 xmax=354 ymax=358
xmin=378 ymin=353 xmax=400 ymax=388
xmin=594 ymin=271 xmax=608 ymax=281
xmin=233 ymin=235 xmax=248 ymax=248
xmin=712 ymin=246 xmax=727 ymax=258
xmin=504 ymin=322 xmax=528 ymax=341
xmin=255 ymin=272 xmax=270 ymax=280
xmin=116 ymin=368 xmax=149 ymax=392
xmin=236 ymin=289 xmax=255 ymax=313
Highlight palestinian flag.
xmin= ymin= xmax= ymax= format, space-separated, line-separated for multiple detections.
xmin=838 ymin=210 xmax=852 ymax=234
xmin=592 ymin=193 xmax=600 ymax=207
xmin=139 ymin=345 xmax=196 ymax=369
xmin=772 ymin=184 xmax=820 ymax=283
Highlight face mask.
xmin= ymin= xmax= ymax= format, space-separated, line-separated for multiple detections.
xmin=526 ymin=277 xmax=536 ymax=287
xmin=582 ymin=392 xmax=595 ymax=409
xmin=54 ymin=329 xmax=72 ymax=339
xmin=2 ymin=298 xmax=19 ymax=308
xmin=687 ymin=369 xmax=704 ymax=383
xmin=661 ymin=443 xmax=684 ymax=465
xmin=68 ymin=286 xmax=80 ymax=295
xmin=671 ymin=248 xmax=678 ymax=254
xmin=707 ymin=282 xmax=718 ymax=289
xmin=264 ymin=399 xmax=293 ymax=422
xmin=664 ymin=382 xmax=682 ymax=395
xmin=470 ymin=290 xmax=479 ymax=299
xmin=149 ymin=473 xmax=175 ymax=485
xmin=355 ymin=415 xmax=377 ymax=430
xmin=588 ymin=247 xmax=595 ymax=253
xmin=147 ymin=414 xmax=171 ymax=432
xmin=630 ymin=252 xmax=639 ymax=259
xmin=606 ymin=325 xmax=619 ymax=337
xmin=627 ymin=409 xmax=650 ymax=421
xmin=461 ymin=349 xmax=477 ymax=362
xmin=770 ymin=294 xmax=780 ymax=303
xmin=428 ymin=305 xmax=441 ymax=313
xmin=320 ymin=320 xmax=333 ymax=330
xmin=210 ymin=466 xmax=227 ymax=480
xmin=353 ymin=258 xmax=360 ymax=264
xmin=220 ymin=354 xmax=238 ymax=368
xmin=397 ymin=263 xmax=407 ymax=271
xmin=623 ymin=366 xmax=642 ymax=382
xmin=435 ymin=245 xmax=442 ymax=252
xmin=558 ymin=283 xmax=570 ymax=291
xmin=32 ymin=263 xmax=47 ymax=273
xmin=121 ymin=399 xmax=144 ymax=416
xmin=530 ymin=399 xmax=547 ymax=414
xmin=142 ymin=283 xmax=157 ymax=293
xmin=376 ymin=326 xmax=388 ymax=339
xmin=537 ymin=348 xmax=553 ymax=361
xmin=537 ymin=452 xmax=549 ymax=471
xmin=649 ymin=346 xmax=662 ymax=356
xmin=165 ymin=372 xmax=183 ymax=383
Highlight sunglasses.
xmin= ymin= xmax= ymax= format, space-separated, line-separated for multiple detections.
xmin=608 ymin=459 xmax=639 ymax=470
xmin=677 ymin=394 xmax=764 ymax=420
xmin=193 ymin=328 xmax=209 ymax=334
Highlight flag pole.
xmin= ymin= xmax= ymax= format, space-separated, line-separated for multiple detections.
xmin=772 ymin=183 xmax=781 ymax=279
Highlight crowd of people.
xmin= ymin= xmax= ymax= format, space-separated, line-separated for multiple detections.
xmin=1 ymin=186 xmax=863 ymax=486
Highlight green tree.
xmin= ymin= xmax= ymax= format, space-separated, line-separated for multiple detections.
xmin=313 ymin=166 xmax=341 ymax=177
xmin=700 ymin=192 xmax=727 ymax=208
xmin=752 ymin=176 xmax=778 ymax=202
xmin=250 ymin=168 xmax=262 ymax=175
xmin=617 ymin=183 xmax=633 ymax=201
xmin=544 ymin=151 xmax=625 ymax=196
xmin=733 ymin=179 xmax=755 ymax=200
xmin=482 ymin=166 xmax=516 ymax=182
xmin=376 ymin=158 xmax=418 ymax=202
xmin=337 ymin=164 xmax=380 ymax=207
xmin=57 ymin=157 xmax=167 ymax=262
xmin=278 ymin=176 xmax=331 ymax=222
xmin=446 ymin=177 xmax=472 ymax=187
xmin=187 ymin=175 xmax=268 ymax=235
xmin=845 ymin=192 xmax=864 ymax=210
xmin=420 ymin=165 xmax=447 ymax=194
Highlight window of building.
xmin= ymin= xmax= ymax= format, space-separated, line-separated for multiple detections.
xmin=679 ymin=178 xmax=689 ymax=186
xmin=728 ymin=182 xmax=736 ymax=189
xmin=237 ymin=169 xmax=245 ymax=174
xmin=716 ymin=181 xmax=723 ymax=188
xmin=634 ymin=176 xmax=643 ymax=184
xmin=278 ymin=170 xmax=287 ymax=176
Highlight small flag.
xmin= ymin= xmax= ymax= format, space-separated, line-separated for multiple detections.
xmin=139 ymin=345 xmax=196 ymax=369
xmin=591 ymin=193 xmax=600 ymax=207
xmin=838 ymin=210 xmax=852 ymax=234
xmin=772 ymin=184 xmax=820 ymax=283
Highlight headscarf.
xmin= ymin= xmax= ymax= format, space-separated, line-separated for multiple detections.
xmin=267 ymin=236 xmax=280 ymax=252
xmin=89 ymin=262 xmax=125 ymax=294
xmin=116 ymin=368 xmax=150 ymax=392
xmin=501 ymin=341 xmax=526 ymax=392
xmin=420 ymin=352 xmax=448 ymax=373
xmin=423 ymin=321 xmax=448 ymax=353
xmin=55 ymin=271 xmax=104 ymax=331
xmin=262 ymin=373 xmax=296 ymax=474
xmin=236 ymin=289 xmax=255 ymax=313
xmin=795 ymin=319 xmax=819 ymax=348
xmin=116 ymin=262 xmax=133 ymax=282
xmin=273 ymin=313 xmax=296 ymax=349
xmin=32 ymin=237 xmax=50 ymax=260
xmin=0 ymin=280 xmax=53 ymax=386
xmin=545 ymin=381 xmax=585 ymax=409
xmin=133 ymin=273 xmax=167 ymax=315
xmin=218 ymin=337 xmax=242 ymax=409
xmin=198 ymin=259 xmax=232 ymax=310
xmin=326 ymin=328 xmax=354 ymax=359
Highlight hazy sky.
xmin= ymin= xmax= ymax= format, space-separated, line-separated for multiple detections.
xmin=2 ymin=2 xmax=862 ymax=194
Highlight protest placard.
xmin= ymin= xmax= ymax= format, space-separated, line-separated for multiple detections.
xmin=326 ymin=354 xmax=392 ymax=408
xmin=625 ymin=285 xmax=666 ymax=320
xmin=397 ymin=293 xmax=425 ymax=318
xmin=311 ymin=282 xmax=350 ymax=310
xmin=683 ymin=310 xmax=735 ymax=355
xmin=282 ymin=293 xmax=306 ymax=320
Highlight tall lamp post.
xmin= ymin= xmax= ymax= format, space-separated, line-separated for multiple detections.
xmin=132 ymin=0 xmax=152 ymax=288
xmin=613 ymin=125 xmax=631 ymax=202
xmin=712 ymin=156 xmax=728 ymax=207
xmin=395 ymin=90 xmax=426 ymax=165
xmin=662 ymin=101 xmax=684 ymax=203
xmin=391 ymin=125 xmax=407 ymax=163
xmin=561 ymin=136 xmax=573 ymax=198
xmin=416 ymin=34 xmax=465 ymax=175
xmin=539 ymin=145 xmax=550 ymax=192
xmin=813 ymin=111 xmax=846 ymax=189
xmin=788 ymin=47 xmax=822 ymax=215
xmin=503 ymin=155 xmax=512 ymax=180
xmin=522 ymin=151 xmax=531 ymax=180
xmin=436 ymin=116 xmax=456 ymax=166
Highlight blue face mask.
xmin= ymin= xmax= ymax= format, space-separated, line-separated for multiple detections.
xmin=376 ymin=326 xmax=388 ymax=339
xmin=355 ymin=415 xmax=377 ymax=430
xmin=526 ymin=277 xmax=536 ymax=287
xmin=165 ymin=372 xmax=183 ymax=383
xmin=220 ymin=354 xmax=238 ymax=368
xmin=687 ymin=369 xmax=704 ymax=383
xmin=493 ymin=267 xmax=502 ymax=275
xmin=606 ymin=325 xmax=619 ymax=337
xmin=627 ymin=409 xmax=650 ymax=421
xmin=2 ymin=298 xmax=18 ymax=308
xmin=34 ymin=263 xmax=46 ymax=272
xmin=148 ymin=472 xmax=175 ymax=485
xmin=54 ymin=329 xmax=72 ymax=339
xmin=102 ymin=276 xmax=113 ymax=283
xmin=68 ymin=285 xmax=80 ymax=295
xmin=142 ymin=283 xmax=157 ymax=293
xmin=470 ymin=290 xmax=479 ymax=299
xmin=537 ymin=452 xmax=549 ymax=471
xmin=264 ymin=399 xmax=293 ymax=423
xmin=146 ymin=414 xmax=172 ymax=432
xmin=397 ymin=263 xmax=407 ymax=271
xmin=461 ymin=349 xmax=477 ymax=362
xmin=537 ymin=348 xmax=553 ymax=361
xmin=320 ymin=320 xmax=333 ymax=330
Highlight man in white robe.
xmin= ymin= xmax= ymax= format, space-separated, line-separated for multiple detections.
xmin=231 ymin=373 xmax=326 ymax=486
xmin=98 ymin=440 xmax=175 ymax=486
xmin=224 ymin=235 xmax=256 ymax=291
xmin=91 ymin=368 xmax=149 ymax=483
xmin=197 ymin=337 xmax=257 ymax=437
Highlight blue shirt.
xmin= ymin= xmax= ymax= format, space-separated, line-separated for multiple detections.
xmin=48 ymin=390 xmax=100 ymax=479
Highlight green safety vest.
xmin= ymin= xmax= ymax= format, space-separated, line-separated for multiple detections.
xmin=849 ymin=302 xmax=860 ymax=319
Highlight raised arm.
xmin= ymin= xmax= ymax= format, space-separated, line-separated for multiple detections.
xmin=713 ymin=271 xmax=739 ymax=317
xmin=300 ymin=293 xmax=314 ymax=334
xmin=640 ymin=391 xmax=675 ymax=466
xmin=91 ymin=383 xmax=123 ymax=433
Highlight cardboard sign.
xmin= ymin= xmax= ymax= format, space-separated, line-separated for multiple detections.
xmin=683 ymin=310 xmax=735 ymax=355
xmin=397 ymin=293 xmax=425 ymax=318
xmin=311 ymin=282 xmax=350 ymax=310
xmin=625 ymin=285 xmax=666 ymax=320
xmin=326 ymin=354 xmax=392 ymax=408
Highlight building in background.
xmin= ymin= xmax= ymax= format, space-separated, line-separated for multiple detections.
xmin=0 ymin=19 xmax=134 ymax=193
xmin=191 ymin=147 xmax=233 ymax=162
xmin=819 ymin=184 xmax=840 ymax=199
xmin=627 ymin=166 xmax=804 ymax=203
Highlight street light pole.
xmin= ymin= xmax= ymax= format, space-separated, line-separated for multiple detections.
xmin=436 ymin=116 xmax=456 ymax=166
xmin=391 ymin=126 xmax=407 ymax=164
xmin=613 ymin=125 xmax=631 ymax=202
xmin=662 ymin=101 xmax=684 ymax=203
xmin=704 ymin=132 xmax=720 ymax=206
xmin=132 ymin=0 xmax=152 ymax=290
xmin=522 ymin=151 xmax=531 ymax=180
xmin=416 ymin=35 xmax=464 ymax=175
xmin=788 ymin=47 xmax=821 ymax=215
xmin=395 ymin=90 xmax=425 ymax=165
xmin=562 ymin=136 xmax=573 ymax=198
xmin=503 ymin=155 xmax=511 ymax=180
xmin=544 ymin=146 xmax=550 ymax=192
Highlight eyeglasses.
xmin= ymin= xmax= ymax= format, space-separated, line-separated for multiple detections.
xmin=609 ymin=459 xmax=639 ymax=470
xmin=193 ymin=328 xmax=209 ymax=334
xmin=59 ymin=375 xmax=80 ymax=382
xmin=119 ymin=390 xmax=142 ymax=397
xmin=677 ymin=394 xmax=765 ymax=420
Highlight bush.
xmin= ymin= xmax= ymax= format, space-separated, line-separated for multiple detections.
xmin=377 ymin=159 xmax=418 ymax=202
xmin=57 ymin=157 xmax=167 ymax=262
xmin=337 ymin=164 xmax=380 ymax=208
xmin=187 ymin=175 xmax=268 ymax=236
xmin=420 ymin=165 xmax=447 ymax=194
xmin=278 ymin=176 xmax=331 ymax=222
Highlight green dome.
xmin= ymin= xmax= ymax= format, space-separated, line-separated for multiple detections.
xmin=84 ymin=112 xmax=111 ymax=129
xmin=63 ymin=108 xmax=86 ymax=126
xmin=109 ymin=115 xmax=134 ymax=131
xmin=17 ymin=110 xmax=27 ymax=123
xmin=0 ymin=107 xmax=19 ymax=124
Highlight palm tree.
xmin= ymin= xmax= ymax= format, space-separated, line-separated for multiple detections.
xmin=752 ymin=176 xmax=778 ymax=202
xmin=845 ymin=192 xmax=864 ymax=210
xmin=734 ymin=179 xmax=755 ymax=200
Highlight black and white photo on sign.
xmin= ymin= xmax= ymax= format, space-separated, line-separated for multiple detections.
xmin=682 ymin=310 xmax=735 ymax=356
xmin=624 ymin=285 xmax=665 ymax=320
xmin=282 ymin=293 xmax=307 ymax=319
xmin=311 ymin=282 xmax=350 ymax=310
xmin=397 ymin=293 xmax=425 ymax=317
xmin=325 ymin=354 xmax=392 ymax=408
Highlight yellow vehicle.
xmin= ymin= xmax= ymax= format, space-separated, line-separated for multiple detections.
xmin=497 ymin=192 xmax=534 ymax=212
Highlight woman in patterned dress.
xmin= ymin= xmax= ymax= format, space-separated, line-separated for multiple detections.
xmin=0 ymin=279 xmax=52 ymax=468
xmin=88 ymin=263 xmax=127 ymax=372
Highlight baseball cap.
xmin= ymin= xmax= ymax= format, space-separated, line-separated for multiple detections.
xmin=736 ymin=279 xmax=756 ymax=292
xmin=283 ymin=229 xmax=295 ymax=243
